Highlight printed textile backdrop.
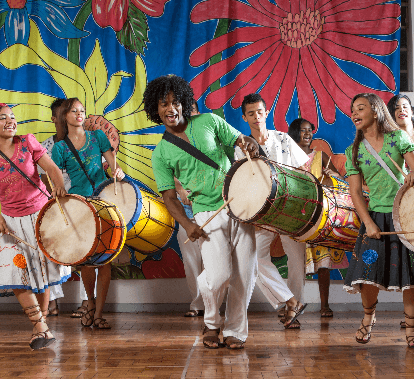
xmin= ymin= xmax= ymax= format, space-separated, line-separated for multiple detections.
xmin=0 ymin=0 xmax=401 ymax=282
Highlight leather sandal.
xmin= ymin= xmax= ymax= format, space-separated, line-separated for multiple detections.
xmin=202 ymin=325 xmax=220 ymax=349
xmin=184 ymin=310 xmax=204 ymax=317
xmin=404 ymin=313 xmax=414 ymax=348
xmin=223 ymin=336 xmax=245 ymax=350
xmin=284 ymin=302 xmax=307 ymax=329
xmin=24 ymin=305 xmax=55 ymax=350
xmin=93 ymin=318 xmax=111 ymax=329
xmin=48 ymin=300 xmax=59 ymax=317
xmin=81 ymin=308 xmax=96 ymax=327
xmin=320 ymin=307 xmax=333 ymax=318
xmin=356 ymin=300 xmax=377 ymax=344
xmin=71 ymin=305 xmax=87 ymax=318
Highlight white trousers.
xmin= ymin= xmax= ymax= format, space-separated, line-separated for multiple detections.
xmin=280 ymin=235 xmax=307 ymax=304
xmin=49 ymin=283 xmax=64 ymax=301
xmin=195 ymin=210 xmax=257 ymax=342
xmin=176 ymin=222 xmax=204 ymax=311
xmin=255 ymin=229 xmax=294 ymax=308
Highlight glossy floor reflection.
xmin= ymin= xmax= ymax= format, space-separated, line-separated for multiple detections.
xmin=0 ymin=311 xmax=413 ymax=378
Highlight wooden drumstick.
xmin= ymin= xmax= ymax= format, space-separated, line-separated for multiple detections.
xmin=114 ymin=153 xmax=117 ymax=195
xmin=8 ymin=232 xmax=37 ymax=250
xmin=46 ymin=173 xmax=69 ymax=226
xmin=379 ymin=231 xmax=414 ymax=235
xmin=320 ymin=155 xmax=331 ymax=183
xmin=387 ymin=154 xmax=407 ymax=179
xmin=241 ymin=135 xmax=255 ymax=175
xmin=184 ymin=197 xmax=234 ymax=244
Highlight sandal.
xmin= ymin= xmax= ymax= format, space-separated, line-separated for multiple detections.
xmin=401 ymin=320 xmax=407 ymax=329
xmin=202 ymin=325 xmax=220 ymax=349
xmin=81 ymin=308 xmax=96 ymax=327
xmin=284 ymin=302 xmax=307 ymax=329
xmin=93 ymin=318 xmax=111 ymax=329
xmin=48 ymin=301 xmax=59 ymax=317
xmin=404 ymin=313 xmax=414 ymax=348
xmin=24 ymin=305 xmax=55 ymax=350
xmin=277 ymin=306 xmax=286 ymax=318
xmin=184 ymin=310 xmax=204 ymax=317
xmin=320 ymin=307 xmax=333 ymax=318
xmin=223 ymin=336 xmax=245 ymax=350
xmin=356 ymin=300 xmax=377 ymax=344
xmin=284 ymin=318 xmax=300 ymax=329
xmin=71 ymin=305 xmax=87 ymax=318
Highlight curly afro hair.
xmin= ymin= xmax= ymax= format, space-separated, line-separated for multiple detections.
xmin=143 ymin=75 xmax=195 ymax=125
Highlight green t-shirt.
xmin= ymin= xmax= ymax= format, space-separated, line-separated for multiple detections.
xmin=345 ymin=129 xmax=414 ymax=212
xmin=151 ymin=113 xmax=240 ymax=215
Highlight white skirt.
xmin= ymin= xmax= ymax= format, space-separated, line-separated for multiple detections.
xmin=0 ymin=211 xmax=71 ymax=296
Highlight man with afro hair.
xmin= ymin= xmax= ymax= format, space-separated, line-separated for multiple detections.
xmin=144 ymin=75 xmax=259 ymax=350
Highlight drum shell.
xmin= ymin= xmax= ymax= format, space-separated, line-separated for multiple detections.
xmin=94 ymin=178 xmax=177 ymax=255
xmin=35 ymin=194 xmax=126 ymax=266
xmin=392 ymin=184 xmax=414 ymax=251
xmin=223 ymin=157 xmax=323 ymax=237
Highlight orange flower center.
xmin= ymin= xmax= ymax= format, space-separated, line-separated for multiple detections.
xmin=6 ymin=0 xmax=26 ymax=9
xmin=280 ymin=8 xmax=325 ymax=49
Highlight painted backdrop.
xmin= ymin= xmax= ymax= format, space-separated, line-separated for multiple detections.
xmin=0 ymin=0 xmax=401 ymax=281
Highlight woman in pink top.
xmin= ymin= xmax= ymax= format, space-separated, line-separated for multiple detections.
xmin=0 ymin=103 xmax=70 ymax=350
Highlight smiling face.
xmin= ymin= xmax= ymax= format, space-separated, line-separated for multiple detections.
xmin=0 ymin=106 xmax=17 ymax=140
xmin=242 ymin=101 xmax=269 ymax=131
xmin=298 ymin=121 xmax=313 ymax=148
xmin=158 ymin=91 xmax=185 ymax=130
xmin=394 ymin=97 xmax=413 ymax=128
xmin=65 ymin=100 xmax=85 ymax=129
xmin=351 ymin=97 xmax=377 ymax=131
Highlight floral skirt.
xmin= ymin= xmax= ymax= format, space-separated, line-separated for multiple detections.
xmin=0 ymin=211 xmax=71 ymax=297
xmin=305 ymin=245 xmax=349 ymax=275
xmin=344 ymin=211 xmax=414 ymax=294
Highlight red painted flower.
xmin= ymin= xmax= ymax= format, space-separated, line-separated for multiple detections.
xmin=93 ymin=0 xmax=169 ymax=31
xmin=189 ymin=0 xmax=400 ymax=131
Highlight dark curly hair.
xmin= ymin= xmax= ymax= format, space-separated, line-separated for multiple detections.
xmin=143 ymin=75 xmax=195 ymax=125
xmin=288 ymin=118 xmax=315 ymax=143
xmin=241 ymin=93 xmax=266 ymax=115
xmin=387 ymin=94 xmax=414 ymax=124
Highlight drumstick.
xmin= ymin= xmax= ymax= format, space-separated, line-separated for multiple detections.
xmin=379 ymin=231 xmax=414 ymax=235
xmin=8 ymin=232 xmax=37 ymax=250
xmin=184 ymin=197 xmax=234 ymax=244
xmin=241 ymin=135 xmax=255 ymax=175
xmin=114 ymin=153 xmax=117 ymax=195
xmin=320 ymin=155 xmax=331 ymax=183
xmin=387 ymin=154 xmax=407 ymax=179
xmin=46 ymin=173 xmax=69 ymax=226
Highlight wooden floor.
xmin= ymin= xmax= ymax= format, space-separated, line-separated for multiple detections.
xmin=0 ymin=311 xmax=413 ymax=379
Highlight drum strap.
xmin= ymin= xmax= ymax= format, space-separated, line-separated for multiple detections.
xmin=362 ymin=139 xmax=403 ymax=187
xmin=162 ymin=131 xmax=225 ymax=173
xmin=0 ymin=149 xmax=52 ymax=199
xmin=249 ymin=134 xmax=267 ymax=157
xmin=64 ymin=136 xmax=95 ymax=190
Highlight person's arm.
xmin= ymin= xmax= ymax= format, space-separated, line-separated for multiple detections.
xmin=37 ymin=154 xmax=67 ymax=198
xmin=322 ymin=151 xmax=344 ymax=180
xmin=102 ymin=150 xmax=125 ymax=181
xmin=403 ymin=150 xmax=414 ymax=187
xmin=174 ymin=177 xmax=191 ymax=205
xmin=234 ymin=135 xmax=259 ymax=158
xmin=0 ymin=213 xmax=10 ymax=235
xmin=348 ymin=174 xmax=380 ymax=239
xmin=162 ymin=189 xmax=207 ymax=241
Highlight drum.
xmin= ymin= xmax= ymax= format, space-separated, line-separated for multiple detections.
xmin=295 ymin=176 xmax=367 ymax=251
xmin=93 ymin=178 xmax=177 ymax=254
xmin=393 ymin=184 xmax=414 ymax=250
xmin=223 ymin=157 xmax=323 ymax=236
xmin=35 ymin=194 xmax=126 ymax=266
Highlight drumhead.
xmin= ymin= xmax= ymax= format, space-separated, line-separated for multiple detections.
xmin=38 ymin=196 xmax=98 ymax=265
xmin=227 ymin=158 xmax=272 ymax=220
xmin=96 ymin=180 xmax=138 ymax=228
xmin=393 ymin=184 xmax=414 ymax=250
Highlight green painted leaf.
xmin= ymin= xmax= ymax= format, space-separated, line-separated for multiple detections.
xmin=115 ymin=4 xmax=149 ymax=55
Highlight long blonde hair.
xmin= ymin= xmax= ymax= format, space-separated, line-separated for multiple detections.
xmin=351 ymin=93 xmax=399 ymax=172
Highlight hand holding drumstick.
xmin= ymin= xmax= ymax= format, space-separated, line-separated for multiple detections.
xmin=0 ymin=214 xmax=37 ymax=250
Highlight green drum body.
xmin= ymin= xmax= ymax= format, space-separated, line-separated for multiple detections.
xmin=223 ymin=157 xmax=323 ymax=236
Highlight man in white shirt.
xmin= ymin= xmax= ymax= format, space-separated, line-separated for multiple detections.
xmin=235 ymin=93 xmax=309 ymax=328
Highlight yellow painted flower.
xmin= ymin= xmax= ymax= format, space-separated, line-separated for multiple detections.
xmin=0 ymin=20 xmax=161 ymax=193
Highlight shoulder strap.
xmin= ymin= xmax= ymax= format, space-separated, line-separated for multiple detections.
xmin=249 ymin=134 xmax=267 ymax=157
xmin=64 ymin=135 xmax=95 ymax=190
xmin=162 ymin=131 xmax=223 ymax=172
xmin=0 ymin=149 xmax=51 ymax=199
xmin=362 ymin=139 xmax=402 ymax=187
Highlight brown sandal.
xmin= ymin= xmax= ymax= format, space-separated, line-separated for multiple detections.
xmin=81 ymin=308 xmax=96 ymax=327
xmin=93 ymin=318 xmax=111 ymax=329
xmin=404 ymin=313 xmax=414 ymax=348
xmin=320 ymin=307 xmax=333 ymax=318
xmin=284 ymin=302 xmax=307 ymax=329
xmin=71 ymin=305 xmax=87 ymax=318
xmin=356 ymin=300 xmax=377 ymax=344
xmin=223 ymin=336 xmax=245 ymax=350
xmin=202 ymin=325 xmax=220 ymax=349
xmin=24 ymin=305 xmax=55 ymax=350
